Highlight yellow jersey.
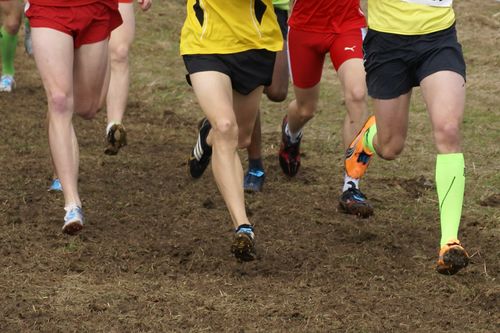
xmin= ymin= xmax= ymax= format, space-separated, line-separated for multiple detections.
xmin=180 ymin=0 xmax=283 ymax=55
xmin=368 ymin=0 xmax=455 ymax=35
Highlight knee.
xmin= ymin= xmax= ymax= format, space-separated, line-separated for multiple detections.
xmin=74 ymin=102 xmax=100 ymax=120
xmin=4 ymin=21 xmax=21 ymax=35
xmin=344 ymin=84 xmax=367 ymax=105
xmin=212 ymin=118 xmax=238 ymax=146
xmin=266 ymin=86 xmax=288 ymax=102
xmin=293 ymin=100 xmax=317 ymax=122
xmin=433 ymin=122 xmax=461 ymax=152
xmin=110 ymin=43 xmax=130 ymax=65
xmin=376 ymin=143 xmax=404 ymax=160
xmin=47 ymin=92 xmax=72 ymax=115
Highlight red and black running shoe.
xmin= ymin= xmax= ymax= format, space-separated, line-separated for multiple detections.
xmin=278 ymin=116 xmax=302 ymax=177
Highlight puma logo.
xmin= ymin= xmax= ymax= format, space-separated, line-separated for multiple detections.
xmin=344 ymin=46 xmax=356 ymax=52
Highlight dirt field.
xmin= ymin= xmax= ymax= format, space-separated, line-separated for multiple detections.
xmin=1 ymin=0 xmax=499 ymax=331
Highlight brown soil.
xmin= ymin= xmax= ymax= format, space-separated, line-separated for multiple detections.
xmin=0 ymin=1 xmax=499 ymax=331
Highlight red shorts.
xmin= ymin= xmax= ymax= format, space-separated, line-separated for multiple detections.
xmin=25 ymin=2 xmax=122 ymax=49
xmin=288 ymin=27 xmax=365 ymax=89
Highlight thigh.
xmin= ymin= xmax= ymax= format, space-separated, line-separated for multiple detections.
xmin=337 ymin=58 xmax=366 ymax=97
xmin=373 ymin=93 xmax=412 ymax=148
xmin=330 ymin=28 xmax=364 ymax=71
xmin=421 ymin=70 xmax=465 ymax=129
xmin=189 ymin=71 xmax=234 ymax=126
xmin=109 ymin=2 xmax=135 ymax=51
xmin=233 ymin=86 xmax=264 ymax=145
xmin=74 ymin=39 xmax=110 ymax=105
xmin=288 ymin=28 xmax=327 ymax=89
xmin=31 ymin=27 xmax=74 ymax=97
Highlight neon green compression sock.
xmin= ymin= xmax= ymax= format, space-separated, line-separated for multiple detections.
xmin=436 ymin=153 xmax=465 ymax=246
xmin=0 ymin=26 xmax=18 ymax=76
xmin=363 ymin=123 xmax=377 ymax=154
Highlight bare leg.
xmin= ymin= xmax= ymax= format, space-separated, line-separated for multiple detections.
xmin=190 ymin=72 xmax=262 ymax=228
xmin=106 ymin=2 xmax=135 ymax=125
xmin=337 ymin=58 xmax=368 ymax=149
xmin=246 ymin=41 xmax=289 ymax=165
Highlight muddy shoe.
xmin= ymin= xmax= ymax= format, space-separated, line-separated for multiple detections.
xmin=436 ymin=240 xmax=469 ymax=275
xmin=244 ymin=169 xmax=265 ymax=192
xmin=278 ymin=115 xmax=302 ymax=177
xmin=104 ymin=124 xmax=128 ymax=155
xmin=62 ymin=205 xmax=84 ymax=235
xmin=338 ymin=181 xmax=373 ymax=218
xmin=231 ymin=224 xmax=256 ymax=262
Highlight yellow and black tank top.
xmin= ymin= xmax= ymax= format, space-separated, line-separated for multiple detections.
xmin=368 ymin=0 xmax=456 ymax=35
xmin=180 ymin=0 xmax=283 ymax=55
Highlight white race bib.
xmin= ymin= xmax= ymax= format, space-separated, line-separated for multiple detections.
xmin=403 ymin=0 xmax=453 ymax=7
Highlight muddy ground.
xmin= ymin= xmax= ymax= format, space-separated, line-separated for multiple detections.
xmin=0 ymin=0 xmax=499 ymax=331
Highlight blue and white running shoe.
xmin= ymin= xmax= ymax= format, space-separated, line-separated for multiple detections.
xmin=244 ymin=169 xmax=266 ymax=192
xmin=62 ymin=205 xmax=84 ymax=235
xmin=230 ymin=224 xmax=256 ymax=262
xmin=48 ymin=178 xmax=63 ymax=192
xmin=0 ymin=75 xmax=15 ymax=92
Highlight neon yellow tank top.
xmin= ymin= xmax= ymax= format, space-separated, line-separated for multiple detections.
xmin=368 ymin=0 xmax=455 ymax=35
xmin=180 ymin=0 xmax=283 ymax=55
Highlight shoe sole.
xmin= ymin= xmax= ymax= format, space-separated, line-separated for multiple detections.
xmin=231 ymin=233 xmax=256 ymax=262
xmin=338 ymin=201 xmax=374 ymax=218
xmin=436 ymin=247 xmax=469 ymax=275
xmin=104 ymin=126 xmax=127 ymax=155
xmin=62 ymin=221 xmax=83 ymax=235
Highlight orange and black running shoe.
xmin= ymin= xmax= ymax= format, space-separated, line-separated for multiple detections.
xmin=436 ymin=239 xmax=469 ymax=275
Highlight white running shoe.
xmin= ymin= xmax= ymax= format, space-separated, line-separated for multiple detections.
xmin=0 ymin=75 xmax=15 ymax=92
xmin=62 ymin=205 xmax=84 ymax=235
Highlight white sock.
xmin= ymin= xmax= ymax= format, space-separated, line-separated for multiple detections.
xmin=64 ymin=203 xmax=81 ymax=212
xmin=343 ymin=174 xmax=360 ymax=192
xmin=106 ymin=121 xmax=121 ymax=135
xmin=285 ymin=123 xmax=303 ymax=143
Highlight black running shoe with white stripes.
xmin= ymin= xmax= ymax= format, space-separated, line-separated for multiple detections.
xmin=188 ymin=118 xmax=212 ymax=178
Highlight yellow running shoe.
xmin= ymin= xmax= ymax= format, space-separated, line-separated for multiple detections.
xmin=344 ymin=115 xmax=376 ymax=179
xmin=436 ymin=239 xmax=469 ymax=275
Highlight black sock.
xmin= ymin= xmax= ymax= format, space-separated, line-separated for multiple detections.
xmin=248 ymin=158 xmax=264 ymax=171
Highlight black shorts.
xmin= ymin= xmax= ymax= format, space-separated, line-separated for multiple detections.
xmin=183 ymin=49 xmax=276 ymax=95
xmin=275 ymin=8 xmax=288 ymax=40
xmin=363 ymin=24 xmax=466 ymax=99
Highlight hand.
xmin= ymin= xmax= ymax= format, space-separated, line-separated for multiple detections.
xmin=137 ymin=0 xmax=152 ymax=11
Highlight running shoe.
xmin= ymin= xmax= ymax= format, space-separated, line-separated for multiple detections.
xmin=244 ymin=169 xmax=265 ymax=192
xmin=338 ymin=181 xmax=373 ymax=218
xmin=345 ymin=115 xmax=376 ymax=179
xmin=188 ymin=118 xmax=212 ymax=179
xmin=230 ymin=224 xmax=256 ymax=262
xmin=104 ymin=124 xmax=128 ymax=155
xmin=436 ymin=239 xmax=469 ymax=275
xmin=0 ymin=75 xmax=15 ymax=92
xmin=24 ymin=19 xmax=33 ymax=56
xmin=278 ymin=116 xmax=302 ymax=177
xmin=62 ymin=206 xmax=84 ymax=235
xmin=48 ymin=178 xmax=63 ymax=192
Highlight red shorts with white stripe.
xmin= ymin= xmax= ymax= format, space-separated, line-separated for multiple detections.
xmin=288 ymin=27 xmax=365 ymax=89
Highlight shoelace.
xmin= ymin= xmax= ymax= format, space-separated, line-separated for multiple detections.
xmin=346 ymin=182 xmax=367 ymax=201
